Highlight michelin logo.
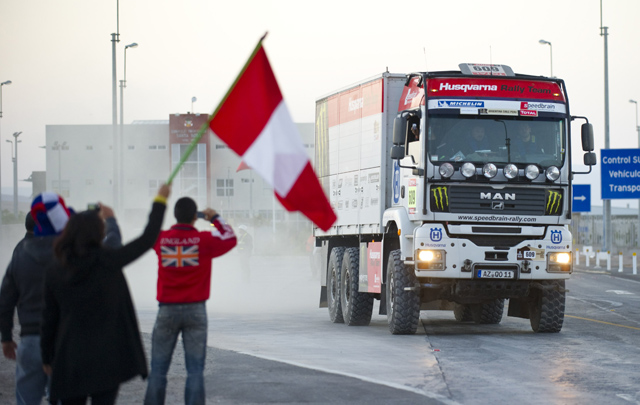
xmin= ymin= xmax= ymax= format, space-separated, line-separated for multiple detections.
xmin=438 ymin=100 xmax=485 ymax=108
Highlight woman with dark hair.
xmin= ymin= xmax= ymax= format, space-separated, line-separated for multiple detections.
xmin=41 ymin=184 xmax=170 ymax=405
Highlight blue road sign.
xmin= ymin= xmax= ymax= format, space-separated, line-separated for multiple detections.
xmin=600 ymin=148 xmax=640 ymax=200
xmin=572 ymin=184 xmax=590 ymax=212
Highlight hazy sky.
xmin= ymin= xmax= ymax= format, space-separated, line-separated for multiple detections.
xmin=1 ymin=0 xmax=639 ymax=207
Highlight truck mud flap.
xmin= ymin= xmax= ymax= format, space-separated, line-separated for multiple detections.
xmin=319 ymin=286 xmax=327 ymax=308
xmin=378 ymin=282 xmax=387 ymax=315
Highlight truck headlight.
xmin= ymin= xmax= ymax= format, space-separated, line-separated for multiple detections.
xmin=525 ymin=164 xmax=540 ymax=180
xmin=439 ymin=163 xmax=454 ymax=179
xmin=504 ymin=163 xmax=518 ymax=179
xmin=417 ymin=249 xmax=445 ymax=270
xmin=483 ymin=163 xmax=497 ymax=179
xmin=461 ymin=162 xmax=476 ymax=178
xmin=547 ymin=252 xmax=572 ymax=273
xmin=545 ymin=166 xmax=560 ymax=181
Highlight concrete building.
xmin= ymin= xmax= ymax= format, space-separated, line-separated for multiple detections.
xmin=44 ymin=115 xmax=315 ymax=252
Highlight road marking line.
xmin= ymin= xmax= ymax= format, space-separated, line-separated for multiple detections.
xmin=606 ymin=290 xmax=634 ymax=295
xmin=566 ymin=315 xmax=640 ymax=331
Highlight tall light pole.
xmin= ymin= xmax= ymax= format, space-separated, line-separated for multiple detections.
xmin=0 ymin=80 xmax=12 ymax=226
xmin=119 ymin=43 xmax=138 ymax=128
xmin=631 ymin=99 xmax=640 ymax=247
xmin=119 ymin=42 xmax=138 ymax=212
xmin=6 ymin=132 xmax=21 ymax=216
xmin=538 ymin=40 xmax=553 ymax=77
xmin=0 ymin=80 xmax=11 ymax=118
xmin=601 ymin=0 xmax=612 ymax=252
xmin=191 ymin=96 xmax=197 ymax=113
xmin=112 ymin=32 xmax=120 ymax=211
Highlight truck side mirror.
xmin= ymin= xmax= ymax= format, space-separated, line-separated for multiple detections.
xmin=584 ymin=152 xmax=597 ymax=166
xmin=393 ymin=115 xmax=407 ymax=145
xmin=581 ymin=123 xmax=594 ymax=152
xmin=390 ymin=145 xmax=405 ymax=160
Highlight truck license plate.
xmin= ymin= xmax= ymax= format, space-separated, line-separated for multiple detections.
xmin=477 ymin=270 xmax=514 ymax=279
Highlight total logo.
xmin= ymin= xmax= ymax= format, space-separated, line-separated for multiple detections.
xmin=430 ymin=227 xmax=443 ymax=242
xmin=550 ymin=230 xmax=562 ymax=244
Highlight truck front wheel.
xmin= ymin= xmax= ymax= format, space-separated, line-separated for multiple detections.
xmin=453 ymin=303 xmax=473 ymax=322
xmin=470 ymin=299 xmax=504 ymax=324
xmin=529 ymin=280 xmax=565 ymax=333
xmin=327 ymin=247 xmax=345 ymax=323
xmin=386 ymin=249 xmax=420 ymax=335
xmin=341 ymin=248 xmax=374 ymax=326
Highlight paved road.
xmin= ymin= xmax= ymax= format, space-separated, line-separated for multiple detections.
xmin=132 ymin=254 xmax=640 ymax=404
xmin=2 ymin=253 xmax=640 ymax=404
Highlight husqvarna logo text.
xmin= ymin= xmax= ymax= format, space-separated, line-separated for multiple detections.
xmin=546 ymin=190 xmax=563 ymax=215
xmin=430 ymin=228 xmax=443 ymax=242
xmin=550 ymin=230 xmax=562 ymax=244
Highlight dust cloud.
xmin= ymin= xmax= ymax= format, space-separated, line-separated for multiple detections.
xmin=119 ymin=222 xmax=321 ymax=317
xmin=0 ymin=207 xmax=322 ymax=320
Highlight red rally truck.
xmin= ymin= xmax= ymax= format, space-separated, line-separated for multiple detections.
xmin=313 ymin=63 xmax=596 ymax=334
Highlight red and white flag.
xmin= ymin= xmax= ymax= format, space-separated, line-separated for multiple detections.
xmin=210 ymin=37 xmax=336 ymax=231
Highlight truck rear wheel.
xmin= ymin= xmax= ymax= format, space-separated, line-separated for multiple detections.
xmin=470 ymin=299 xmax=504 ymax=324
xmin=341 ymin=248 xmax=374 ymax=326
xmin=386 ymin=249 xmax=420 ymax=335
xmin=530 ymin=280 xmax=565 ymax=333
xmin=453 ymin=303 xmax=473 ymax=322
xmin=327 ymin=247 xmax=345 ymax=323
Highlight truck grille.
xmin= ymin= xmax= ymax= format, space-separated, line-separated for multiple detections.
xmin=429 ymin=186 xmax=563 ymax=216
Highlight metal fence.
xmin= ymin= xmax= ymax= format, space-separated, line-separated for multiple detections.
xmin=571 ymin=213 xmax=638 ymax=251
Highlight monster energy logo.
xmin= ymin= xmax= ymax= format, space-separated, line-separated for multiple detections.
xmin=546 ymin=190 xmax=563 ymax=215
xmin=431 ymin=186 xmax=449 ymax=212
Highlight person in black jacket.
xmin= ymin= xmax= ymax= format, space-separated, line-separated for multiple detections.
xmin=40 ymin=184 xmax=170 ymax=404
xmin=0 ymin=193 xmax=73 ymax=405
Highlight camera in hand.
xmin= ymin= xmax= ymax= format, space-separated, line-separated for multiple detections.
xmin=197 ymin=212 xmax=206 ymax=219
xmin=87 ymin=203 xmax=100 ymax=211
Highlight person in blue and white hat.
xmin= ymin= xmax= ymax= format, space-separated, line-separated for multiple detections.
xmin=0 ymin=192 xmax=72 ymax=405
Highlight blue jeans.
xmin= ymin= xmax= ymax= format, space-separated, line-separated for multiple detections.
xmin=16 ymin=335 xmax=48 ymax=405
xmin=144 ymin=302 xmax=207 ymax=405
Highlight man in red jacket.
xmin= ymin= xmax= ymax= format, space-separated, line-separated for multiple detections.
xmin=144 ymin=197 xmax=237 ymax=405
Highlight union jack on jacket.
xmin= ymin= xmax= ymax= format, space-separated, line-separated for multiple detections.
xmin=153 ymin=217 xmax=237 ymax=303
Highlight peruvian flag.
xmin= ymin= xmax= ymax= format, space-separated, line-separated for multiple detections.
xmin=209 ymin=37 xmax=336 ymax=231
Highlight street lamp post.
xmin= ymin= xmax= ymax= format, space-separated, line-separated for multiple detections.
xmin=119 ymin=42 xmax=138 ymax=213
xmin=112 ymin=32 xmax=120 ymax=211
xmin=6 ymin=131 xmax=21 ymax=216
xmin=0 ymin=80 xmax=12 ymax=225
xmin=631 ymin=99 xmax=640 ymax=246
xmin=119 ymin=43 xmax=138 ymax=128
xmin=191 ymin=97 xmax=197 ymax=113
xmin=0 ymin=80 xmax=11 ymax=119
xmin=601 ymin=0 xmax=612 ymax=252
xmin=539 ymin=39 xmax=553 ymax=77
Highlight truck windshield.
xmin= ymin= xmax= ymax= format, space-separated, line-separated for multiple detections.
xmin=427 ymin=116 xmax=565 ymax=167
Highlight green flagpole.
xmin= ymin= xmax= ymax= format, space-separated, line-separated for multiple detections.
xmin=166 ymin=32 xmax=268 ymax=185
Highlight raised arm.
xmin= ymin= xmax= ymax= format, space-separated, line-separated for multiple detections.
xmin=109 ymin=184 xmax=171 ymax=268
